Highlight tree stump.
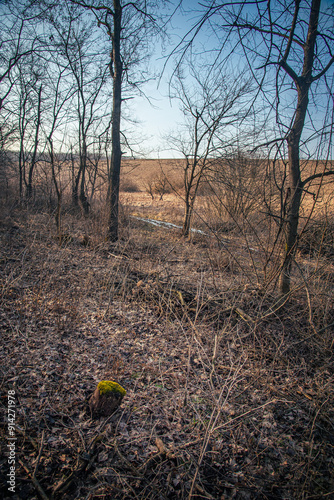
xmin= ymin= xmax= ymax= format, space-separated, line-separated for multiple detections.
xmin=89 ymin=381 xmax=126 ymax=418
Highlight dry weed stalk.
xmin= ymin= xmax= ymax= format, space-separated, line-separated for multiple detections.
xmin=188 ymin=357 xmax=246 ymax=498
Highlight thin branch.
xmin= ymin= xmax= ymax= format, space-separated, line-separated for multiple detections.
xmin=301 ymin=170 xmax=334 ymax=187
xmin=231 ymin=21 xmax=305 ymax=49
xmin=19 ymin=460 xmax=49 ymax=500
xmin=312 ymin=54 xmax=334 ymax=82
xmin=70 ymin=0 xmax=114 ymax=16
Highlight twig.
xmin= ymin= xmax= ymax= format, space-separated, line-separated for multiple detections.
xmin=234 ymin=306 xmax=254 ymax=323
xmin=15 ymin=424 xmax=38 ymax=449
xmin=19 ymin=459 xmax=49 ymax=500
xmin=195 ymin=483 xmax=215 ymax=499
xmin=188 ymin=360 xmax=245 ymax=499
xmin=138 ymin=452 xmax=164 ymax=474
xmin=113 ymin=438 xmax=143 ymax=477
xmin=33 ymin=430 xmax=45 ymax=478
xmin=53 ymin=432 xmax=105 ymax=495
xmin=215 ymin=399 xmax=282 ymax=432
xmin=94 ymin=410 xmax=119 ymax=438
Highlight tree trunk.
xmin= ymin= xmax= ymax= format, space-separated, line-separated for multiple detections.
xmin=79 ymin=144 xmax=90 ymax=215
xmin=70 ymin=147 xmax=80 ymax=208
xmin=278 ymin=131 xmax=303 ymax=294
xmin=278 ymin=0 xmax=320 ymax=294
xmin=182 ymin=196 xmax=193 ymax=238
xmin=26 ymin=84 xmax=42 ymax=200
xmin=49 ymin=139 xmax=62 ymax=237
xmin=19 ymin=135 xmax=25 ymax=200
xmin=72 ymin=173 xmax=80 ymax=208
xmin=107 ymin=0 xmax=122 ymax=242
xmin=18 ymin=93 xmax=28 ymax=200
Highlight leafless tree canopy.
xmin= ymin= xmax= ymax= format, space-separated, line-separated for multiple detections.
xmin=170 ymin=0 xmax=334 ymax=292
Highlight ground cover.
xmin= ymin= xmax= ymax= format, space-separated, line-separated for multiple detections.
xmin=0 ymin=201 xmax=333 ymax=499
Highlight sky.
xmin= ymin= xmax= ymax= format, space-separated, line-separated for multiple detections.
xmin=124 ymin=1 xmax=208 ymax=159
xmin=3 ymin=0 xmax=332 ymax=160
xmin=126 ymin=76 xmax=184 ymax=159
xmin=124 ymin=0 xmax=268 ymax=159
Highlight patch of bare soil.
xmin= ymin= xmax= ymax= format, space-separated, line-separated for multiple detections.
xmin=1 ymin=210 xmax=333 ymax=500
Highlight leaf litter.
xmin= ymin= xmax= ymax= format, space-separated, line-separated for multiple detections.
xmin=0 ymin=212 xmax=333 ymax=499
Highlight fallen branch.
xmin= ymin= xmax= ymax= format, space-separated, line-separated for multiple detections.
xmin=19 ymin=459 xmax=49 ymax=500
xmin=33 ymin=430 xmax=44 ymax=478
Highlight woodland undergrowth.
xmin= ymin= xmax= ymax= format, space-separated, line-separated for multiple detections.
xmin=0 ymin=206 xmax=333 ymax=500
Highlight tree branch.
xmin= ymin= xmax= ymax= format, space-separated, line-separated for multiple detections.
xmin=312 ymin=54 xmax=334 ymax=82
xmin=232 ymin=21 xmax=304 ymax=49
xmin=301 ymin=170 xmax=334 ymax=187
xmin=70 ymin=0 xmax=114 ymax=16
xmin=280 ymin=0 xmax=301 ymax=64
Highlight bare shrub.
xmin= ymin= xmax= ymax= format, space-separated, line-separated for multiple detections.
xmin=154 ymin=173 xmax=172 ymax=199
xmin=145 ymin=179 xmax=156 ymax=200
xmin=208 ymin=154 xmax=265 ymax=220
xmin=120 ymin=177 xmax=141 ymax=193
xmin=196 ymin=179 xmax=212 ymax=196
xmin=145 ymin=173 xmax=172 ymax=200
xmin=299 ymin=215 xmax=334 ymax=257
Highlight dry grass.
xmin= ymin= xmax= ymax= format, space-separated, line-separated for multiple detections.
xmin=1 ymin=191 xmax=334 ymax=500
xmin=121 ymin=159 xmax=185 ymax=192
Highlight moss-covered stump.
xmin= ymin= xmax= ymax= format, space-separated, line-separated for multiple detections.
xmin=89 ymin=380 xmax=126 ymax=418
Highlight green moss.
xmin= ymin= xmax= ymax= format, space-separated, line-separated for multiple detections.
xmin=97 ymin=380 xmax=126 ymax=397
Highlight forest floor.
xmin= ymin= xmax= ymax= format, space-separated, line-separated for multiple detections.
xmin=1 ymin=199 xmax=334 ymax=500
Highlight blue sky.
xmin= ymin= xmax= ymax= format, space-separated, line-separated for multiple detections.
xmin=127 ymin=72 xmax=185 ymax=158
xmin=125 ymin=1 xmax=210 ymax=158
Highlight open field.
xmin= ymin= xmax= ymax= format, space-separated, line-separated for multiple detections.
xmin=1 ymin=160 xmax=334 ymax=499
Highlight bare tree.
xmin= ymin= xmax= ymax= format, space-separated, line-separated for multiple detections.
xmin=12 ymin=55 xmax=45 ymax=201
xmin=2 ymin=0 xmax=165 ymax=234
xmin=177 ymin=0 xmax=334 ymax=294
xmin=71 ymin=0 xmax=165 ymax=241
xmin=45 ymin=5 xmax=110 ymax=215
xmin=26 ymin=82 xmax=43 ymax=199
xmin=16 ymin=64 xmax=35 ymax=199
xmin=145 ymin=172 xmax=171 ymax=201
xmin=0 ymin=1 xmax=42 ymax=202
xmin=0 ymin=1 xmax=38 ymax=110
xmin=42 ymin=51 xmax=76 ymax=235
xmin=168 ymin=62 xmax=251 ymax=237
xmin=1 ymin=0 xmax=112 ymax=212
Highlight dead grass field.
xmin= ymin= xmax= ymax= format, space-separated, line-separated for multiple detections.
xmin=1 ymin=160 xmax=334 ymax=499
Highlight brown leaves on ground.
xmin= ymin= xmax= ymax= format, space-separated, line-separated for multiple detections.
xmin=0 ymin=211 xmax=333 ymax=500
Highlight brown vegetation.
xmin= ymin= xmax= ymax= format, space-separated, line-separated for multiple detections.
xmin=1 ymin=166 xmax=334 ymax=498
xmin=1 ymin=1 xmax=333 ymax=495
